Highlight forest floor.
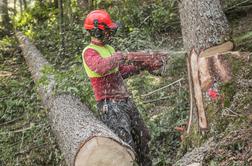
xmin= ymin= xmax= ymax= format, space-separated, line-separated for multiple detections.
xmin=0 ymin=6 xmax=252 ymax=166
xmin=0 ymin=34 xmax=66 ymax=165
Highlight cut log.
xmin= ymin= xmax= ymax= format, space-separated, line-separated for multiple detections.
xmin=16 ymin=32 xmax=135 ymax=166
xmin=50 ymin=94 xmax=135 ymax=166
xmin=174 ymin=138 xmax=215 ymax=166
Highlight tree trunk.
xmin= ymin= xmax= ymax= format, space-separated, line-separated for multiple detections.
xmin=19 ymin=0 xmax=23 ymax=15
xmin=1 ymin=0 xmax=11 ymax=30
xmin=179 ymin=0 xmax=233 ymax=131
xmin=54 ymin=0 xmax=58 ymax=8
xmin=14 ymin=0 xmax=17 ymax=15
xmin=23 ymin=0 xmax=27 ymax=9
xmin=58 ymin=0 xmax=65 ymax=57
xmin=175 ymin=138 xmax=215 ymax=166
xmin=66 ymin=0 xmax=72 ymax=24
xmin=16 ymin=32 xmax=135 ymax=166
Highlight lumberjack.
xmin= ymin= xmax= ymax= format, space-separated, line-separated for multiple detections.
xmin=82 ymin=10 xmax=165 ymax=166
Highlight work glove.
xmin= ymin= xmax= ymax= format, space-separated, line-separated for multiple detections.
xmin=112 ymin=51 xmax=127 ymax=65
xmin=143 ymin=52 xmax=167 ymax=76
xmin=140 ymin=53 xmax=166 ymax=71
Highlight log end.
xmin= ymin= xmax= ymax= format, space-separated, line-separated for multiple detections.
xmin=75 ymin=137 xmax=135 ymax=166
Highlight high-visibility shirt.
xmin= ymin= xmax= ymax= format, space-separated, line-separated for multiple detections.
xmin=82 ymin=42 xmax=139 ymax=101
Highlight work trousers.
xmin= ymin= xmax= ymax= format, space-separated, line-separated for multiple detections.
xmin=97 ymin=98 xmax=152 ymax=166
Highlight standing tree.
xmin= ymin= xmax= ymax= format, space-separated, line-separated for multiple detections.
xmin=66 ymin=0 xmax=73 ymax=24
xmin=179 ymin=0 xmax=233 ymax=131
xmin=23 ymin=0 xmax=27 ymax=10
xmin=13 ymin=0 xmax=17 ymax=15
xmin=0 ymin=0 xmax=11 ymax=30
xmin=54 ymin=0 xmax=58 ymax=8
xmin=58 ymin=0 xmax=65 ymax=57
xmin=19 ymin=0 xmax=23 ymax=15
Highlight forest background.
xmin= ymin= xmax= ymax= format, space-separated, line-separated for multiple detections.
xmin=0 ymin=0 xmax=252 ymax=165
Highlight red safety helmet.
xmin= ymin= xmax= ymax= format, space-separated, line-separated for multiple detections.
xmin=84 ymin=10 xmax=117 ymax=30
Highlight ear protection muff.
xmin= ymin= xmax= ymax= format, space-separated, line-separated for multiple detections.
xmin=93 ymin=19 xmax=104 ymax=39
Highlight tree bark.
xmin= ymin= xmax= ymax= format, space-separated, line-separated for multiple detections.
xmin=54 ymin=0 xmax=58 ymax=8
xmin=23 ymin=0 xmax=27 ymax=9
xmin=16 ymin=32 xmax=135 ymax=166
xmin=66 ymin=0 xmax=73 ymax=24
xmin=58 ymin=0 xmax=65 ymax=57
xmin=174 ymin=138 xmax=215 ymax=166
xmin=19 ymin=0 xmax=23 ymax=15
xmin=1 ymin=0 xmax=11 ymax=30
xmin=14 ymin=0 xmax=17 ymax=15
xmin=179 ymin=0 xmax=233 ymax=130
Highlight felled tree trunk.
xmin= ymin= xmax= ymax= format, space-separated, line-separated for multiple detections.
xmin=174 ymin=138 xmax=215 ymax=166
xmin=179 ymin=0 xmax=233 ymax=131
xmin=16 ymin=32 xmax=135 ymax=166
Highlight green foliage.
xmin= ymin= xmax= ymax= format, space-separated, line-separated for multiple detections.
xmin=234 ymin=31 xmax=252 ymax=43
xmin=220 ymin=81 xmax=236 ymax=107
xmin=14 ymin=12 xmax=33 ymax=29
xmin=39 ymin=57 xmax=96 ymax=112
xmin=11 ymin=0 xmax=252 ymax=165
xmin=112 ymin=28 xmax=153 ymax=51
xmin=0 ymin=36 xmax=14 ymax=56
xmin=0 ymin=36 xmax=65 ymax=166
xmin=234 ymin=31 xmax=252 ymax=50
xmin=13 ymin=2 xmax=57 ymax=38
xmin=126 ymin=56 xmax=189 ymax=165
xmin=108 ymin=0 xmax=179 ymax=35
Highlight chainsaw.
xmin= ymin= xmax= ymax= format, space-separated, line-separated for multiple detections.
xmin=125 ymin=51 xmax=168 ymax=76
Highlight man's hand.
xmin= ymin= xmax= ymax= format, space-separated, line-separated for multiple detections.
xmin=112 ymin=51 xmax=127 ymax=64
xmin=123 ymin=51 xmax=167 ymax=75
xmin=127 ymin=52 xmax=166 ymax=69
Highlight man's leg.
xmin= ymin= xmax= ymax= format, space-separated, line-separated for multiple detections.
xmin=97 ymin=100 xmax=135 ymax=148
xmin=127 ymin=99 xmax=152 ymax=166
xmin=97 ymin=99 xmax=152 ymax=166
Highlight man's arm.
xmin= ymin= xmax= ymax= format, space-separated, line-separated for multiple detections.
xmin=84 ymin=49 xmax=164 ymax=77
xmin=118 ymin=51 xmax=165 ymax=78
xmin=119 ymin=64 xmax=141 ymax=79
xmin=83 ymin=48 xmax=124 ymax=75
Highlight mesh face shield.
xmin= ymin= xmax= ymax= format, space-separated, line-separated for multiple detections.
xmin=89 ymin=22 xmax=118 ymax=44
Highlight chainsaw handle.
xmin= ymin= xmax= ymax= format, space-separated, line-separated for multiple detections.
xmin=123 ymin=51 xmax=167 ymax=75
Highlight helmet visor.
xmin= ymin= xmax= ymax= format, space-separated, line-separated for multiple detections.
xmin=104 ymin=22 xmax=118 ymax=36
xmin=108 ymin=22 xmax=118 ymax=29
